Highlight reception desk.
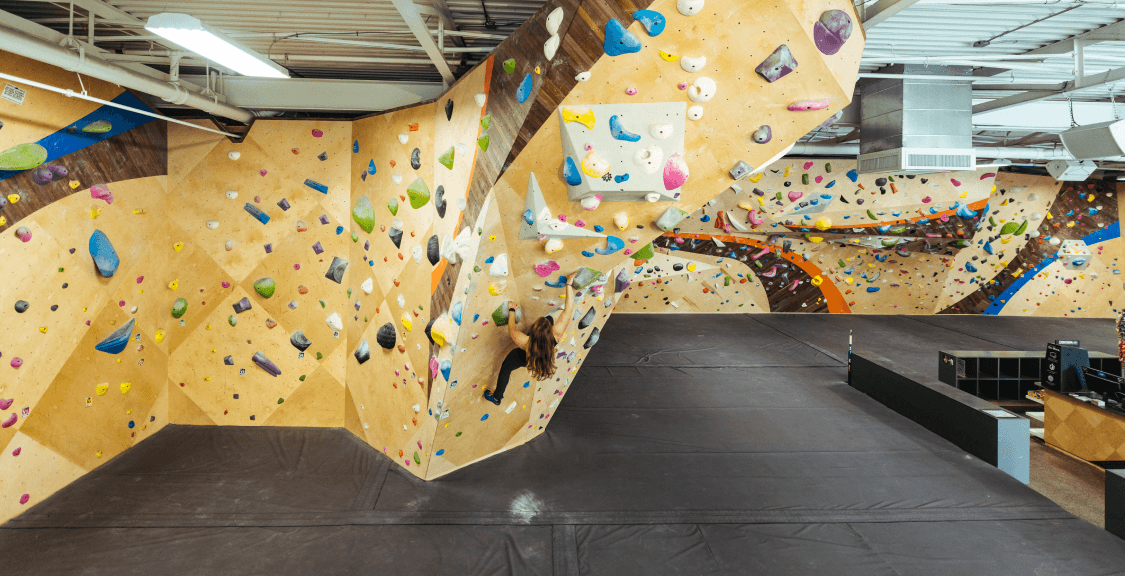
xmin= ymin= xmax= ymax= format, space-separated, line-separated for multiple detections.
xmin=1044 ymin=389 xmax=1125 ymax=461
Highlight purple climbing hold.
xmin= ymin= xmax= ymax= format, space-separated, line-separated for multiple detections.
xmin=252 ymin=351 xmax=281 ymax=377
xmin=224 ymin=355 xmax=234 ymax=365
xmin=813 ymin=10 xmax=853 ymax=55
xmin=232 ymin=297 xmax=252 ymax=314
xmin=755 ymin=45 xmax=797 ymax=82
xmin=604 ymin=19 xmax=642 ymax=57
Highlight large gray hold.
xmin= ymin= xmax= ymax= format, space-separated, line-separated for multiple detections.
xmin=583 ymin=327 xmax=600 ymax=349
xmin=232 ymin=297 xmax=252 ymax=314
xmin=389 ymin=227 xmax=403 ymax=248
xmin=427 ymin=235 xmax=440 ymax=266
xmin=354 ymin=340 xmax=370 ymax=364
xmin=14 ymin=300 xmax=28 ymax=313
xmin=755 ymin=45 xmax=797 ymax=82
xmin=435 ymin=185 xmax=447 ymax=218
xmin=653 ymin=207 xmax=689 ymax=232
xmin=290 ymin=330 xmax=312 ymax=351
xmin=578 ymin=307 xmax=596 ymax=329
xmin=324 ymin=256 xmax=348 ymax=284
xmin=410 ymin=148 xmax=421 ymax=170
xmin=376 ymin=322 xmax=397 ymax=349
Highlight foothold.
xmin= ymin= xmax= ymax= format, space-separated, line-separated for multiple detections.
xmin=95 ymin=318 xmax=135 ymax=354
xmin=244 ymin=203 xmax=270 ymax=224
xmin=291 ymin=330 xmax=312 ymax=352
xmin=604 ymin=19 xmax=642 ymax=57
xmin=545 ymin=239 xmax=564 ymax=254
xmin=312 ymin=129 xmax=324 ymax=137
xmin=680 ymin=55 xmax=706 ymax=73
xmin=90 ymin=183 xmax=114 ymax=203
xmin=814 ymin=9 xmax=853 ymax=55
xmin=663 ymin=153 xmax=689 ymax=190
xmin=353 ymin=339 xmax=370 ymax=364
xmin=687 ymin=77 xmax=716 ymax=103
xmin=376 ymin=323 xmax=397 ymax=349
xmin=633 ymin=146 xmax=663 ymax=174
xmin=788 ymin=99 xmax=831 ymax=111
xmin=407 ymin=178 xmax=431 ymax=208
xmin=438 ymin=146 xmax=455 ymax=170
xmin=252 ymin=351 xmax=281 ymax=377
xmin=654 ymin=206 xmax=689 ymax=232
xmin=444 ymin=98 xmax=454 ymax=121
xmin=659 ymin=50 xmax=679 ymax=62
xmin=427 ymin=235 xmax=440 ymax=266
xmin=352 ymin=195 xmax=375 ymax=233
xmin=0 ymin=143 xmax=47 ymax=170
xmin=232 ymin=297 xmax=252 ymax=314
xmin=225 ymin=190 xmax=238 ymax=200
xmin=752 ymin=125 xmax=773 ymax=144
xmin=9 ymin=358 xmax=22 ymax=369
xmin=411 ymin=148 xmax=422 ymax=170
xmin=625 ymin=87 xmax=638 ymax=96
xmin=15 ymin=300 xmax=28 ymax=313
xmin=326 ymin=312 xmax=343 ymax=331
xmin=254 ymin=277 xmax=276 ymax=298
xmin=633 ymin=9 xmax=666 ymax=36
xmin=584 ymin=327 xmax=601 ymax=349
xmin=609 ymin=115 xmax=641 ymax=142
xmin=687 ymin=106 xmax=704 ymax=121
xmin=729 ymin=160 xmax=752 ymax=180
xmin=317 ymin=152 xmax=328 ymax=162
xmin=89 ymin=230 xmax=120 ymax=277
xmin=206 ymin=220 xmax=219 ymax=229
xmin=435 ymin=185 xmax=447 ymax=218
xmin=172 ymin=298 xmax=189 ymax=318
xmin=575 ymin=71 xmax=591 ymax=82
xmin=325 ymin=257 xmax=348 ymax=284
xmin=756 ymin=45 xmax=798 ymax=82
xmin=503 ymin=58 xmax=516 ymax=74
xmin=228 ymin=315 xmax=237 ymax=327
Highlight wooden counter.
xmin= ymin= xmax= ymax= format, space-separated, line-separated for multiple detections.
xmin=1044 ymin=389 xmax=1125 ymax=461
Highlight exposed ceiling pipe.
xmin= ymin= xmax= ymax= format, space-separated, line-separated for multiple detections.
xmin=789 ymin=143 xmax=1079 ymax=160
xmin=0 ymin=22 xmax=254 ymax=124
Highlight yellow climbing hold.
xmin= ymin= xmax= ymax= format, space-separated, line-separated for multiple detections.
xmin=659 ymin=50 xmax=679 ymax=61
xmin=431 ymin=326 xmax=447 ymax=347
xmin=737 ymin=201 xmax=755 ymax=211
xmin=90 ymin=207 xmax=101 ymax=219
xmin=204 ymin=377 xmax=211 ymax=381
xmin=96 ymin=451 xmax=103 ymax=458
xmin=749 ymin=173 xmax=764 ymax=183
xmin=401 ymin=313 xmax=413 ymax=332
xmin=126 ymin=409 xmax=132 ymax=415
xmin=489 ymin=235 xmax=496 ymax=241
xmin=38 ymin=326 xmax=47 ymax=333
xmin=958 ymin=191 xmax=967 ymax=198
xmin=132 ymin=209 xmax=145 ymax=214
xmin=809 ymin=236 xmax=823 ymax=243
xmin=488 ymin=281 xmax=507 ymax=295
xmin=168 ymin=279 xmax=179 ymax=290
xmin=120 ymin=382 xmax=131 ymax=394
xmin=206 ymin=324 xmax=213 ymax=330
xmin=174 ymin=242 xmax=184 ymax=252
xmin=96 ymin=383 xmax=109 ymax=396
xmin=783 ymin=166 xmax=791 ymax=177
xmin=687 ymin=263 xmax=697 ymax=272
xmin=154 ymin=330 xmax=165 ymax=343
xmin=811 ymin=275 xmax=823 ymax=286
xmin=69 ymin=180 xmax=80 ymax=189
xmin=580 ymin=150 xmax=611 ymax=178
xmin=561 ymin=107 xmax=596 ymax=130
xmin=534 ymin=66 xmax=541 ymax=74
xmin=814 ymin=217 xmax=832 ymax=231
xmin=0 ymin=216 xmax=5 ymax=227
xmin=845 ymin=277 xmax=855 ymax=284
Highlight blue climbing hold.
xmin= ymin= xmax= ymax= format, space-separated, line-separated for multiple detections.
xmin=701 ymin=215 xmax=711 ymax=222
xmin=517 ymin=73 xmax=533 ymax=103
xmin=866 ymin=287 xmax=880 ymax=293
xmin=633 ymin=9 xmax=666 ymax=36
xmin=436 ymin=449 xmax=445 ymax=456
xmin=481 ymin=414 xmax=489 ymax=421
xmin=582 ymin=250 xmax=594 ymax=257
xmin=594 ymin=236 xmax=625 ymax=256
xmin=523 ymin=381 xmax=530 ymax=388
xmin=928 ymin=207 xmax=939 ymax=214
xmin=604 ymin=19 xmax=642 ymax=56
xmin=485 ymin=256 xmax=494 ymax=264
xmin=594 ymin=225 xmax=604 ymax=232
xmin=304 ymin=179 xmax=328 ymax=194
xmin=336 ymin=226 xmax=344 ymax=235
xmin=846 ymin=169 xmax=858 ymax=182
xmin=564 ymin=156 xmax=582 ymax=186
xmin=825 ymin=180 xmax=836 ymax=188
xmin=983 ymin=242 xmax=994 ymax=255
xmin=609 ymin=115 xmax=641 ymax=142
xmin=965 ymin=262 xmax=978 ymax=273
xmin=545 ymin=275 xmax=568 ymax=288
xmin=368 ymin=159 xmax=376 ymax=175
xmin=614 ymin=174 xmax=630 ymax=183
xmin=523 ymin=209 xmax=534 ymax=225
xmin=440 ymin=359 xmax=451 ymax=381
xmin=95 ymin=318 xmax=134 ymax=354
xmin=877 ymin=225 xmax=890 ymax=233
xmin=353 ymin=140 xmax=359 ymax=153
xmin=452 ymin=300 xmax=463 ymax=325
xmin=89 ymin=229 xmax=120 ymax=277
xmin=954 ymin=201 xmax=977 ymax=219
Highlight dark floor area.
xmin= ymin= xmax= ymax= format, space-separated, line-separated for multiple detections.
xmin=4 ymin=314 xmax=1125 ymax=575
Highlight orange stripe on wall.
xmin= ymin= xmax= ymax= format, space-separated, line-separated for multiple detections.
xmin=813 ymin=197 xmax=990 ymax=232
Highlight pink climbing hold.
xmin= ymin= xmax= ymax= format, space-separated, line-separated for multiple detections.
xmin=625 ymin=87 xmax=638 ymax=95
xmin=749 ymin=211 xmax=764 ymax=226
xmin=0 ymin=399 xmax=12 ymax=410
xmin=90 ymin=183 xmax=114 ymax=204
xmin=312 ymin=129 xmax=323 ymax=137
xmin=624 ymin=249 xmax=633 ymax=255
xmin=136 ymin=276 xmax=144 ymax=284
xmin=430 ymin=357 xmax=439 ymax=378
xmin=787 ymin=99 xmax=831 ymax=111
xmin=678 ymin=82 xmax=688 ymax=90
xmin=294 ymin=264 xmax=301 ymax=270
xmin=19 ymin=494 xmax=29 ymax=505
xmin=814 ymin=175 xmax=823 ymax=184
xmin=575 ymin=220 xmax=586 ymax=227
xmin=939 ymin=214 xmax=950 ymax=222
xmin=11 ymin=447 xmax=20 ymax=456
xmin=663 ymin=153 xmax=689 ymax=190
xmin=1 ymin=413 xmax=15 ymax=428
xmin=803 ymin=161 xmax=814 ymax=170
xmin=950 ymin=178 xmax=961 ymax=187
xmin=15 ymin=227 xmax=31 ymax=242
xmin=584 ymin=143 xmax=593 ymax=152
xmin=558 ymin=214 xmax=568 ymax=223
xmin=535 ymin=261 xmax=561 ymax=277
xmin=788 ymin=190 xmax=803 ymax=202
xmin=259 ymin=170 xmax=268 ymax=177
xmin=980 ymin=173 xmax=995 ymax=180
xmin=222 ymin=282 xmax=231 ymax=288
xmin=921 ymin=196 xmax=932 ymax=203
xmin=10 ymin=358 xmax=22 ymax=368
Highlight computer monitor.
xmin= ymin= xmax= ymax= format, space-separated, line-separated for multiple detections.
xmin=1082 ymin=366 xmax=1125 ymax=402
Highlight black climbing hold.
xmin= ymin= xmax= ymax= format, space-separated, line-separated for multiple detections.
xmin=435 ymin=185 xmax=447 ymax=218
xmin=317 ymin=152 xmax=328 ymax=161
xmin=752 ymin=188 xmax=765 ymax=196
xmin=62 ymin=283 xmax=68 ymax=288
xmin=354 ymin=340 xmax=370 ymax=364
xmin=290 ymin=330 xmax=312 ymax=351
xmin=411 ymin=148 xmax=421 ymax=170
xmin=224 ymin=355 xmax=234 ymax=365
xmin=67 ymin=126 xmax=77 ymax=134
xmin=376 ymin=322 xmax=397 ymax=349
xmin=920 ymin=178 xmax=928 ymax=184
xmin=69 ymin=248 xmax=76 ymax=254
xmin=50 ymin=305 xmax=57 ymax=311
xmin=277 ymin=198 xmax=291 ymax=211
xmin=361 ymin=172 xmax=367 ymax=182
xmin=445 ymin=99 xmax=454 ymax=121
xmin=324 ymin=256 xmax=348 ymax=284
xmin=14 ymin=300 xmax=28 ymax=313
xmin=874 ymin=177 xmax=888 ymax=186
xmin=389 ymin=227 xmax=403 ymax=248
xmin=578 ymin=307 xmax=595 ymax=329
xmin=424 ymin=318 xmax=436 ymax=345
xmin=583 ymin=327 xmax=600 ymax=349
xmin=232 ymin=297 xmax=252 ymax=314
xmin=672 ymin=263 xmax=684 ymax=271
xmin=427 ymin=235 xmax=440 ymax=266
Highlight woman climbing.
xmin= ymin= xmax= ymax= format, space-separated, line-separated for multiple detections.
xmin=484 ymin=273 xmax=576 ymax=405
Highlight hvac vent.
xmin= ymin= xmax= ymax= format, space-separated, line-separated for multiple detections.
xmin=1059 ymin=119 xmax=1125 ymax=160
xmin=858 ymin=148 xmax=975 ymax=174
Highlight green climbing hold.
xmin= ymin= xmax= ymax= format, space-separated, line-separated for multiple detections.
xmin=352 ymin=195 xmax=375 ymax=233
xmin=825 ymin=162 xmax=832 ymax=173
xmin=413 ymin=451 xmax=421 ymax=464
xmin=802 ymin=174 xmax=809 ymax=185
xmin=456 ymin=431 xmax=462 ymax=437
xmin=999 ymin=221 xmax=1020 ymax=235
xmin=438 ymin=146 xmax=455 ymax=170
xmin=474 ymin=265 xmax=481 ymax=272
xmin=502 ymin=58 xmax=516 ymax=74
xmin=316 ymin=352 xmax=323 ymax=360
xmin=351 ymin=232 xmax=359 ymax=242
xmin=82 ymin=120 xmax=112 ymax=133
xmin=492 ymin=303 xmax=509 ymax=326
xmin=407 ymin=178 xmax=431 ymax=208
xmin=880 ymin=238 xmax=898 ymax=247
xmin=723 ymin=276 xmax=731 ymax=287
xmin=228 ymin=315 xmax=237 ymax=327
xmin=866 ymin=209 xmax=877 ymax=220
xmin=838 ymin=259 xmax=846 ymax=268
xmin=633 ymin=243 xmax=655 ymax=261
xmin=254 ymin=277 xmax=276 ymax=298
xmin=388 ymin=198 xmax=398 ymax=216
xmin=0 ymin=143 xmax=48 ymax=171
xmin=300 ymin=375 xmax=307 ymax=381
xmin=1014 ymin=220 xmax=1029 ymax=235
xmin=278 ymin=398 xmax=284 ymax=404
xmin=989 ymin=217 xmax=997 ymax=227
xmin=171 ymin=298 xmax=188 ymax=319
xmin=318 ymin=300 xmax=326 ymax=308
xmin=477 ymin=135 xmax=490 ymax=152
xmin=480 ymin=114 xmax=491 ymax=130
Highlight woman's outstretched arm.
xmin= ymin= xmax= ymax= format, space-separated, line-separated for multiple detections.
xmin=508 ymin=303 xmax=529 ymax=348
xmin=553 ymin=274 xmax=576 ymax=340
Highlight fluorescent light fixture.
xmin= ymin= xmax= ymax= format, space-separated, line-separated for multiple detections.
xmin=145 ymin=13 xmax=288 ymax=78
xmin=975 ymin=159 xmax=1011 ymax=168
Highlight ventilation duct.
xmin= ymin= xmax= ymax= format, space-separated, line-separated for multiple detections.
xmin=858 ymin=65 xmax=975 ymax=174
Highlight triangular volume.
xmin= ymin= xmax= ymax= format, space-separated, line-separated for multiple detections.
xmin=520 ymin=172 xmax=606 ymax=241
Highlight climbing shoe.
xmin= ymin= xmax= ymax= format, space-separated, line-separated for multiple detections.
xmin=483 ymin=389 xmax=501 ymax=405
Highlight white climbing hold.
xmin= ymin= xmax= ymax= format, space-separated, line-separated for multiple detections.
xmin=227 ymin=151 xmax=240 ymax=160
xmin=687 ymin=106 xmax=704 ymax=120
xmin=580 ymin=195 xmax=602 ymax=210
xmin=677 ymin=0 xmax=704 ymax=16
xmin=1032 ymin=212 xmax=1043 ymax=220
xmin=544 ymin=35 xmax=560 ymax=60
xmin=412 ymin=245 xmax=424 ymax=263
xmin=456 ymin=197 xmax=467 ymax=211
xmin=1028 ymin=193 xmax=1039 ymax=201
xmin=361 ymin=277 xmax=373 ymax=295
xmin=687 ymin=77 xmax=716 ymax=103
xmin=546 ymin=7 xmax=564 ymax=34
xmin=225 ymin=239 xmax=234 ymax=251
xmin=633 ymin=145 xmax=663 ymax=174
xmin=545 ymin=238 xmax=564 ymax=253
xmin=392 ymin=174 xmax=402 ymax=185
xmin=206 ymin=220 xmax=219 ymax=229
xmin=474 ymin=93 xmax=487 ymax=107
xmin=575 ymin=71 xmax=591 ymax=82
xmin=645 ymin=193 xmax=661 ymax=202
xmin=398 ymin=134 xmax=408 ymax=145
xmin=326 ymin=312 xmax=343 ymax=331
xmin=490 ymin=253 xmax=510 ymax=277
xmin=649 ymin=124 xmax=673 ymax=140
xmin=397 ymin=294 xmax=406 ymax=308
xmin=442 ymin=226 xmax=472 ymax=263
xmin=680 ymin=55 xmax=706 ymax=73
xmin=225 ymin=190 xmax=238 ymax=200
xmin=614 ymin=212 xmax=629 ymax=230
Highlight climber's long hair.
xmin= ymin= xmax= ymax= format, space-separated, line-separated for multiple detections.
xmin=525 ymin=317 xmax=558 ymax=381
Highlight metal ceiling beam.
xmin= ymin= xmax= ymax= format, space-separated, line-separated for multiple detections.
xmin=19 ymin=0 xmax=143 ymax=25
xmin=388 ymin=0 xmax=455 ymax=84
xmin=175 ymin=74 xmax=443 ymax=111
xmin=862 ymin=0 xmax=925 ymax=30
xmin=1023 ymin=19 xmax=1125 ymax=56
xmin=972 ymin=64 xmax=1125 ymax=114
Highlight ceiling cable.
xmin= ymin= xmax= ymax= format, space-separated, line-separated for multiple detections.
xmin=972 ymin=4 xmax=1082 ymax=48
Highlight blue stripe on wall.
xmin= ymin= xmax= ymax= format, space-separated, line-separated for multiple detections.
xmin=982 ymin=221 xmax=1121 ymax=315
xmin=0 ymin=91 xmax=156 ymax=182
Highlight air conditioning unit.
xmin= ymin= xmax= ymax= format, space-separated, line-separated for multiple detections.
xmin=1060 ymin=119 xmax=1125 ymax=160
xmin=858 ymin=148 xmax=976 ymax=174
xmin=1046 ymin=159 xmax=1097 ymax=181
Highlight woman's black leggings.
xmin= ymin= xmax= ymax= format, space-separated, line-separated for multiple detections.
xmin=493 ymin=348 xmax=528 ymax=401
